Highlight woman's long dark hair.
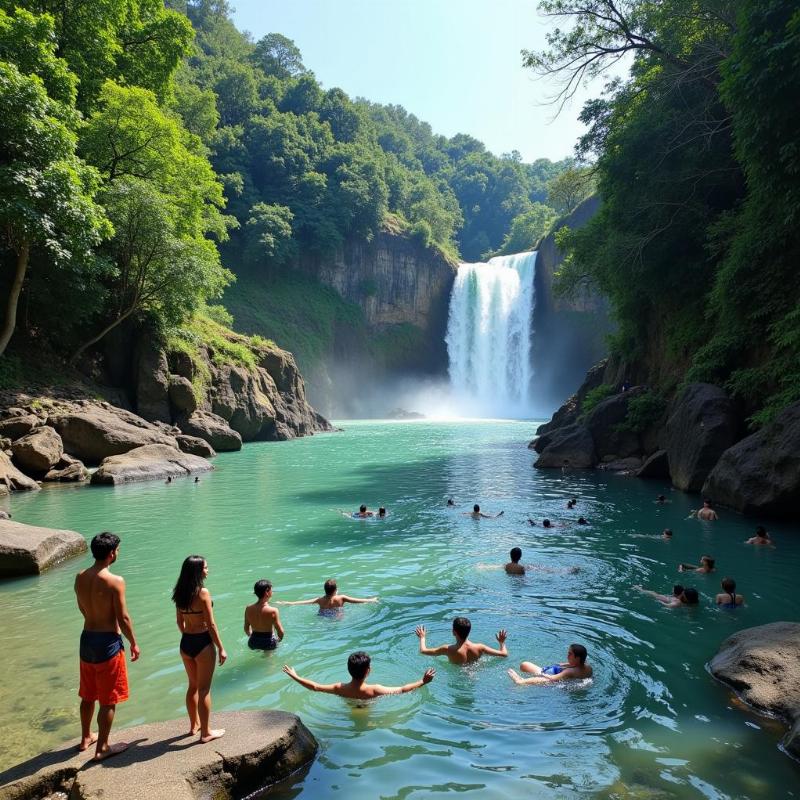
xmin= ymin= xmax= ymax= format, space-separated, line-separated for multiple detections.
xmin=172 ymin=555 xmax=206 ymax=610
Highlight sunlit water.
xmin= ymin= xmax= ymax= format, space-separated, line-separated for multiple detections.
xmin=0 ymin=420 xmax=798 ymax=799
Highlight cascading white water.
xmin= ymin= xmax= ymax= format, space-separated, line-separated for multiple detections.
xmin=445 ymin=251 xmax=537 ymax=418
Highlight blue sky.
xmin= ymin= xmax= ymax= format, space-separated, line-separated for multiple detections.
xmin=230 ymin=0 xmax=616 ymax=163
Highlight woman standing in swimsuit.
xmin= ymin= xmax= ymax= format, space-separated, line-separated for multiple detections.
xmin=172 ymin=555 xmax=227 ymax=742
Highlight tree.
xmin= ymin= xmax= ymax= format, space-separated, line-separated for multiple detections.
xmin=546 ymin=166 xmax=595 ymax=215
xmin=0 ymin=62 xmax=108 ymax=356
xmin=496 ymin=203 xmax=557 ymax=255
xmin=252 ymin=33 xmax=306 ymax=79
xmin=244 ymin=202 xmax=296 ymax=267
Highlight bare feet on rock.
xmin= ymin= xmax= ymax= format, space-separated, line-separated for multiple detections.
xmin=200 ymin=729 xmax=225 ymax=743
xmin=93 ymin=741 xmax=129 ymax=762
xmin=78 ymin=733 xmax=98 ymax=752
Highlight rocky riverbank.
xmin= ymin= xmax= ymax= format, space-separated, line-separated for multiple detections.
xmin=531 ymin=359 xmax=800 ymax=519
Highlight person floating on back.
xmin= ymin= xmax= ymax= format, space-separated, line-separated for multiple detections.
xmin=745 ymin=526 xmax=773 ymax=547
xmin=716 ymin=577 xmax=745 ymax=608
xmin=277 ymin=579 xmax=378 ymax=613
xmin=463 ymin=504 xmax=504 ymax=519
xmin=74 ymin=532 xmax=140 ymax=761
xmin=679 ymin=555 xmax=715 ymax=573
xmin=283 ymin=651 xmax=434 ymax=700
xmin=695 ymin=499 xmax=718 ymax=521
xmin=507 ymin=643 xmax=593 ymax=685
xmin=244 ymin=579 xmax=284 ymax=650
xmin=505 ymin=547 xmax=525 ymax=575
xmin=415 ymin=617 xmax=507 ymax=664
xmin=635 ymin=584 xmax=699 ymax=607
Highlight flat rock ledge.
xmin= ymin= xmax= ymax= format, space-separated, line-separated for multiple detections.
xmin=91 ymin=444 xmax=214 ymax=485
xmin=708 ymin=621 xmax=800 ymax=759
xmin=0 ymin=710 xmax=318 ymax=800
xmin=0 ymin=520 xmax=86 ymax=578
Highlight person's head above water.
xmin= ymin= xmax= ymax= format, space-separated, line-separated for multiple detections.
xmin=755 ymin=525 xmax=769 ymax=538
xmin=90 ymin=531 xmax=120 ymax=562
xmin=347 ymin=651 xmax=371 ymax=681
xmin=577 ymin=517 xmax=588 ymax=525
xmin=663 ymin=529 xmax=673 ymax=538
xmin=700 ymin=555 xmax=715 ymax=569
xmin=378 ymin=507 xmax=386 ymax=517
xmin=254 ymin=579 xmax=272 ymax=599
xmin=721 ymin=577 xmax=737 ymax=594
xmin=681 ymin=587 xmax=699 ymax=605
xmin=452 ymin=616 xmax=472 ymax=641
xmin=510 ymin=547 xmax=522 ymax=563
xmin=324 ymin=579 xmax=337 ymax=597
xmin=568 ymin=643 xmax=587 ymax=665
xmin=542 ymin=519 xmax=552 ymax=528
xmin=359 ymin=504 xmax=367 ymax=513
xmin=657 ymin=494 xmax=666 ymax=502
xmin=703 ymin=499 xmax=712 ymax=507
xmin=473 ymin=504 xmax=480 ymax=513
xmin=673 ymin=584 xmax=684 ymax=597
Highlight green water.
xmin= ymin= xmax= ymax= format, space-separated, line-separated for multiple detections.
xmin=1 ymin=420 xmax=799 ymax=798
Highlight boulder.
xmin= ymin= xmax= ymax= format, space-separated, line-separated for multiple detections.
xmin=210 ymin=364 xmax=275 ymax=440
xmin=666 ymin=383 xmax=739 ymax=492
xmin=702 ymin=401 xmax=800 ymax=518
xmin=91 ymin=444 xmax=214 ymax=485
xmin=0 ymin=414 xmax=41 ymax=441
xmin=49 ymin=405 xmax=178 ymax=465
xmin=168 ymin=374 xmax=197 ymax=415
xmin=0 ymin=510 xmax=10 ymax=519
xmin=175 ymin=434 xmax=216 ymax=458
xmin=11 ymin=427 xmax=63 ymax=474
xmin=0 ymin=452 xmax=39 ymax=492
xmin=534 ymin=424 xmax=597 ymax=469
xmin=584 ymin=387 xmax=645 ymax=459
xmin=636 ymin=449 xmax=671 ymax=480
xmin=535 ymin=359 xmax=609 ymax=437
xmin=0 ymin=520 xmax=86 ymax=577
xmin=0 ymin=710 xmax=318 ymax=799
xmin=43 ymin=457 xmax=89 ymax=482
xmin=709 ymin=621 xmax=800 ymax=759
xmin=136 ymin=343 xmax=171 ymax=423
xmin=178 ymin=410 xmax=242 ymax=452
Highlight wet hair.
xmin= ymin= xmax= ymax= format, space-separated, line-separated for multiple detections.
xmin=378 ymin=507 xmax=386 ymax=516
xmin=254 ymin=579 xmax=272 ymax=599
xmin=347 ymin=651 xmax=371 ymax=680
xmin=90 ymin=531 xmax=120 ymax=560
xmin=567 ymin=499 xmax=576 ymax=508
xmin=568 ymin=643 xmax=587 ymax=664
xmin=657 ymin=495 xmax=666 ymax=502
xmin=663 ymin=529 xmax=673 ymax=537
xmin=172 ymin=555 xmax=206 ymax=610
xmin=473 ymin=504 xmax=480 ymax=513
xmin=452 ymin=616 xmax=472 ymax=640
xmin=359 ymin=504 xmax=367 ymax=513
xmin=755 ymin=526 xmax=769 ymax=538
xmin=577 ymin=517 xmax=588 ymax=525
xmin=681 ymin=587 xmax=699 ymax=605
xmin=672 ymin=584 xmax=684 ymax=597
xmin=700 ymin=556 xmax=715 ymax=569
xmin=543 ymin=519 xmax=552 ymax=528
xmin=324 ymin=579 xmax=337 ymax=596
xmin=447 ymin=497 xmax=455 ymax=506
xmin=721 ymin=577 xmax=736 ymax=593
xmin=702 ymin=498 xmax=711 ymax=506
xmin=510 ymin=547 xmax=522 ymax=563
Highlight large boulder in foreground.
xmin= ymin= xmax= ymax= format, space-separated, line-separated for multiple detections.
xmin=178 ymin=410 xmax=242 ymax=452
xmin=709 ymin=622 xmax=800 ymax=759
xmin=91 ymin=444 xmax=213 ymax=485
xmin=702 ymin=401 xmax=800 ymax=518
xmin=11 ymin=427 xmax=63 ymax=474
xmin=0 ymin=519 xmax=86 ymax=577
xmin=534 ymin=424 xmax=597 ymax=469
xmin=49 ymin=404 xmax=178 ymax=464
xmin=0 ymin=452 xmax=39 ymax=492
xmin=0 ymin=710 xmax=317 ymax=800
xmin=666 ymin=383 xmax=739 ymax=492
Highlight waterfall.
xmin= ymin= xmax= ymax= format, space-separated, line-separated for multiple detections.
xmin=445 ymin=251 xmax=537 ymax=418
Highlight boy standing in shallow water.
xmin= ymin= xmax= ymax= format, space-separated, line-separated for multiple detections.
xmin=244 ymin=579 xmax=284 ymax=650
xmin=416 ymin=617 xmax=508 ymax=664
xmin=283 ymin=652 xmax=435 ymax=699
xmin=74 ymin=532 xmax=140 ymax=761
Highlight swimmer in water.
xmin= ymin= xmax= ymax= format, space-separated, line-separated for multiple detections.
xmin=377 ymin=507 xmax=387 ymax=519
xmin=283 ymin=652 xmax=434 ymax=700
xmin=576 ymin=517 xmax=589 ymax=525
xmin=505 ymin=547 xmax=525 ymax=575
xmin=695 ymin=499 xmax=718 ymax=521
xmin=635 ymin=584 xmax=699 ymax=607
xmin=654 ymin=494 xmax=670 ymax=504
xmin=447 ymin=497 xmax=456 ymax=507
xmin=244 ymin=580 xmax=284 ymax=651
xmin=415 ymin=617 xmax=507 ymax=664
xmin=341 ymin=504 xmax=374 ymax=519
xmin=745 ymin=526 xmax=773 ymax=547
xmin=679 ymin=555 xmax=715 ymax=574
xmin=566 ymin=498 xmax=577 ymax=510
xmin=276 ymin=579 xmax=378 ymax=611
xmin=508 ymin=643 xmax=592 ymax=685
xmin=463 ymin=504 xmax=504 ymax=519
xmin=165 ymin=476 xmax=172 ymax=484
xmin=716 ymin=577 xmax=745 ymax=608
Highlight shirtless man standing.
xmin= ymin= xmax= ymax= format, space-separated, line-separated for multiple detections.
xmin=505 ymin=547 xmax=526 ymax=575
xmin=277 ymin=579 xmax=378 ymax=612
xmin=696 ymin=499 xmax=719 ymax=521
xmin=415 ymin=617 xmax=507 ymax=664
xmin=74 ymin=532 xmax=139 ymax=761
xmin=244 ymin=579 xmax=284 ymax=650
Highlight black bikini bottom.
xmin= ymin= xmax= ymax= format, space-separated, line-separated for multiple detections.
xmin=180 ymin=631 xmax=213 ymax=658
xmin=248 ymin=631 xmax=278 ymax=650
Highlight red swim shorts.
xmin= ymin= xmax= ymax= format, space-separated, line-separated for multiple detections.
xmin=79 ymin=651 xmax=129 ymax=705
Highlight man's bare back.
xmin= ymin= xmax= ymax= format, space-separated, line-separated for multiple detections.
xmin=75 ymin=566 xmax=124 ymax=633
xmin=416 ymin=621 xmax=508 ymax=664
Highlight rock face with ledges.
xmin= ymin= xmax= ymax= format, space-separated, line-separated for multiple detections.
xmin=0 ymin=519 xmax=86 ymax=577
xmin=0 ymin=710 xmax=318 ymax=800
xmin=709 ymin=621 xmax=800 ymax=759
xmin=11 ymin=427 xmax=63 ymax=474
xmin=584 ymin=387 xmax=645 ymax=459
xmin=534 ymin=424 xmax=597 ymax=469
xmin=665 ymin=383 xmax=739 ymax=492
xmin=91 ymin=443 xmax=214 ymax=485
xmin=178 ymin=410 xmax=242 ymax=452
xmin=702 ymin=401 xmax=800 ymax=518
xmin=175 ymin=434 xmax=216 ymax=458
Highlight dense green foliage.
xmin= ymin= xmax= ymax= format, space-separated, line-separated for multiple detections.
xmin=536 ymin=0 xmax=800 ymax=424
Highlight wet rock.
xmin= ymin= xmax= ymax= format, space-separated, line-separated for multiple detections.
xmin=702 ymin=401 xmax=800 ymax=518
xmin=636 ymin=449 xmax=671 ymax=480
xmin=709 ymin=621 xmax=800 ymax=759
xmin=136 ymin=343 xmax=170 ymax=423
xmin=91 ymin=444 xmax=213 ymax=485
xmin=535 ymin=359 xmax=609 ymax=437
xmin=175 ymin=434 xmax=216 ymax=458
xmin=0 ymin=520 xmax=86 ymax=577
xmin=0 ymin=710 xmax=318 ymax=800
xmin=11 ymin=428 xmax=63 ymax=474
xmin=598 ymin=456 xmax=642 ymax=472
xmin=584 ymin=387 xmax=645 ymax=459
xmin=168 ymin=375 xmax=197 ymax=415
xmin=534 ymin=424 xmax=597 ymax=469
xmin=0 ymin=414 xmax=41 ymax=441
xmin=666 ymin=383 xmax=739 ymax=492
xmin=178 ymin=410 xmax=242 ymax=452
xmin=0 ymin=452 xmax=40 ymax=492
xmin=43 ymin=457 xmax=89 ymax=483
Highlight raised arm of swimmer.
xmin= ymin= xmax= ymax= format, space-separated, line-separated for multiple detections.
xmin=341 ymin=594 xmax=379 ymax=604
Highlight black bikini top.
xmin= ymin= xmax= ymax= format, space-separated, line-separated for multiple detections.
xmin=180 ymin=600 xmax=213 ymax=614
